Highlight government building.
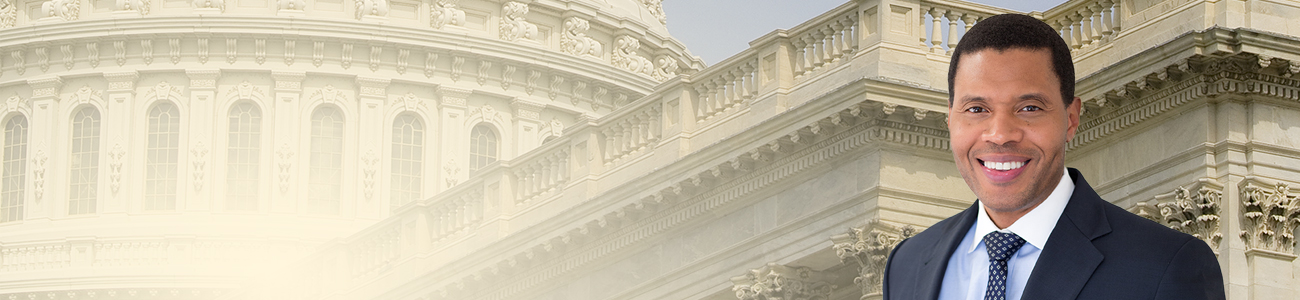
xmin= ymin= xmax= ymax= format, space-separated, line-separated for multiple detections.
xmin=0 ymin=0 xmax=1296 ymax=299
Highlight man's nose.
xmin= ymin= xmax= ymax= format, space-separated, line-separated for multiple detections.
xmin=982 ymin=111 xmax=1023 ymax=146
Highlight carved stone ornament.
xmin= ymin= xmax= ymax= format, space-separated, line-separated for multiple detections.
xmin=399 ymin=92 xmax=423 ymax=111
xmin=472 ymin=105 xmax=502 ymax=124
xmin=0 ymin=0 xmax=16 ymax=28
xmin=41 ymin=0 xmax=80 ymax=21
xmin=1240 ymin=181 xmax=1300 ymax=255
xmin=430 ymin=0 xmax=464 ymax=29
xmin=109 ymin=143 xmax=125 ymax=194
xmin=191 ymin=0 xmax=222 ymax=11
xmin=32 ymin=149 xmax=47 ymax=201
xmin=277 ymin=143 xmax=294 ymax=193
xmin=830 ymin=220 xmax=917 ymax=297
xmin=561 ymin=17 xmax=602 ymax=58
xmin=1131 ymin=183 xmax=1223 ymax=252
xmin=354 ymin=0 xmax=388 ymax=20
xmin=498 ymin=1 xmax=537 ymax=42
xmin=444 ymin=159 xmax=460 ymax=187
xmin=73 ymin=85 xmax=103 ymax=104
xmin=276 ymin=0 xmax=304 ymax=11
xmin=730 ymin=263 xmax=835 ymax=300
xmin=612 ymin=35 xmax=653 ymax=76
xmin=652 ymin=55 xmax=679 ymax=81
xmin=362 ymin=149 xmax=378 ymax=199
xmin=641 ymin=0 xmax=666 ymax=25
xmin=314 ymin=85 xmax=345 ymax=104
xmin=192 ymin=141 xmax=209 ymax=191
xmin=116 ymin=0 xmax=150 ymax=14
xmin=4 ymin=95 xmax=26 ymax=113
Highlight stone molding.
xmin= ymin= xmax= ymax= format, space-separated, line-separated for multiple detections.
xmin=1239 ymin=177 xmax=1300 ymax=257
xmin=730 ymin=263 xmax=835 ymax=300
xmin=1072 ymin=53 xmax=1300 ymax=151
xmin=418 ymin=95 xmax=950 ymax=299
xmin=831 ymin=220 xmax=918 ymax=298
xmin=498 ymin=2 xmax=537 ymax=42
xmin=1129 ymin=179 xmax=1224 ymax=252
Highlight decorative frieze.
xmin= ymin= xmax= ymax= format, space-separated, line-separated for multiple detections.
xmin=1130 ymin=181 xmax=1223 ymax=251
xmin=285 ymin=40 xmax=296 ymax=66
xmin=41 ymin=0 xmax=80 ymax=21
xmin=499 ymin=2 xmax=537 ymax=42
xmin=424 ymin=52 xmax=438 ymax=78
xmin=396 ymin=49 xmax=409 ymax=74
xmin=730 ymin=263 xmax=835 ymax=300
xmin=561 ymin=17 xmax=601 ymax=58
xmin=36 ymin=47 xmax=48 ymax=72
xmin=430 ymin=0 xmax=464 ymax=29
xmin=187 ymin=69 xmax=220 ymax=90
xmin=12 ymin=49 xmax=25 ymax=75
xmin=28 ymin=76 xmax=63 ymax=99
xmin=477 ymin=60 xmax=492 ymax=86
xmin=362 ymin=149 xmax=378 ymax=200
xmin=354 ymin=0 xmax=388 ymax=20
xmin=612 ymin=35 xmax=653 ymax=76
xmin=1240 ymin=180 xmax=1300 ymax=256
xmin=86 ymin=42 xmax=99 ymax=67
xmin=191 ymin=0 xmax=224 ymax=11
xmin=369 ymin=46 xmax=382 ymax=71
xmin=104 ymin=71 xmax=138 ymax=93
xmin=436 ymin=86 xmax=470 ymax=108
xmin=141 ymin=40 xmax=153 ymax=65
xmin=831 ymin=220 xmax=917 ymax=297
xmin=276 ymin=0 xmax=304 ymax=11
xmin=0 ymin=0 xmax=15 ymax=28
xmin=109 ymin=143 xmax=125 ymax=194
xmin=60 ymin=44 xmax=72 ymax=70
xmin=312 ymin=41 xmax=324 ymax=67
xmin=117 ymin=0 xmax=151 ymax=14
xmin=32 ymin=149 xmax=47 ymax=201
xmin=276 ymin=143 xmax=294 ymax=193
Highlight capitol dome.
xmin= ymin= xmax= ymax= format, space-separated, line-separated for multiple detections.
xmin=0 ymin=0 xmax=700 ymax=298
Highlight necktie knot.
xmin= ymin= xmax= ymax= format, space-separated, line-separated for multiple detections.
xmin=983 ymin=231 xmax=1026 ymax=262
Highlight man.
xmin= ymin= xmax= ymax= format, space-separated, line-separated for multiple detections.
xmin=881 ymin=14 xmax=1224 ymax=300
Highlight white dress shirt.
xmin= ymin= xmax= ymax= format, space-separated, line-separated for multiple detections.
xmin=937 ymin=168 xmax=1074 ymax=300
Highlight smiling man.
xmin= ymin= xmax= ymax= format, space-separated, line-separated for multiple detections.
xmin=881 ymin=14 xmax=1224 ymax=300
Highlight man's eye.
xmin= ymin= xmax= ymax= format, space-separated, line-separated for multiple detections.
xmin=1020 ymin=106 xmax=1042 ymax=112
xmin=965 ymin=107 xmax=987 ymax=113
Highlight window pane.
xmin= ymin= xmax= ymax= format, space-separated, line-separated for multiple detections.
xmin=227 ymin=103 xmax=261 ymax=211
xmin=145 ymin=103 xmax=179 ymax=211
xmin=390 ymin=114 xmax=423 ymax=208
xmin=309 ymin=107 xmax=344 ymax=214
xmin=469 ymin=125 xmax=498 ymax=171
xmin=69 ymin=107 xmax=100 ymax=215
xmin=2 ymin=115 xmax=27 ymax=222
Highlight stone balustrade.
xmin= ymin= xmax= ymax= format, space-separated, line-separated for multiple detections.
xmin=1041 ymin=0 xmax=1121 ymax=53
xmin=918 ymin=0 xmax=1019 ymax=55
xmin=513 ymin=145 xmax=569 ymax=205
xmin=601 ymin=101 xmax=661 ymax=167
xmin=692 ymin=58 xmax=756 ymax=123
xmin=790 ymin=3 xmax=860 ymax=78
xmin=1 ymin=244 xmax=70 ymax=271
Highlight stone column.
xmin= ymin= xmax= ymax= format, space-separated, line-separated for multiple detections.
xmin=831 ymin=220 xmax=916 ymax=300
xmin=26 ymin=76 xmax=63 ymax=219
xmin=1238 ymin=180 xmax=1300 ymax=299
xmin=730 ymin=263 xmax=836 ymax=300
xmin=102 ymin=72 xmax=138 ymax=214
xmin=271 ymin=71 xmax=306 ymax=213
xmin=356 ymin=76 xmax=390 ymax=218
xmin=186 ymin=69 xmax=219 ymax=211
xmin=437 ymin=86 xmax=471 ymax=189
xmin=510 ymin=98 xmax=543 ymax=155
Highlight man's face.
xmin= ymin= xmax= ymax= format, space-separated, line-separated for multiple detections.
xmin=948 ymin=48 xmax=1080 ymax=216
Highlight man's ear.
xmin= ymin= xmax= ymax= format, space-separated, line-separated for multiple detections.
xmin=1065 ymin=97 xmax=1081 ymax=142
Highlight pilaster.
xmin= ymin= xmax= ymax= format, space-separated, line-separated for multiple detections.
xmin=271 ymin=71 xmax=305 ymax=213
xmin=186 ymin=69 xmax=219 ymax=211
xmin=356 ymin=76 xmax=390 ymax=219
xmin=831 ymin=220 xmax=916 ymax=300
xmin=437 ymin=86 xmax=471 ymax=189
xmin=1238 ymin=179 xmax=1300 ymax=299
xmin=730 ymin=263 xmax=835 ymax=300
xmin=102 ymin=71 xmax=138 ymax=215
xmin=510 ymin=98 xmax=543 ymax=154
xmin=26 ymin=76 xmax=62 ymax=220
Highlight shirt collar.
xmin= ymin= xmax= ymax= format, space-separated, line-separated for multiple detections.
xmin=967 ymin=168 xmax=1074 ymax=253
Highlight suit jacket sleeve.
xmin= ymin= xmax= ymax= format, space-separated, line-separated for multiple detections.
xmin=1154 ymin=238 xmax=1225 ymax=300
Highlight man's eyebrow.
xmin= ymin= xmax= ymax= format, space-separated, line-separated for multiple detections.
xmin=957 ymin=96 xmax=987 ymax=104
xmin=1018 ymin=93 xmax=1049 ymax=102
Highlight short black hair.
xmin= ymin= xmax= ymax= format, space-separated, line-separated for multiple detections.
xmin=948 ymin=14 xmax=1074 ymax=107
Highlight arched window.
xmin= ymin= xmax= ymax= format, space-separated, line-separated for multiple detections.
xmin=145 ymin=103 xmax=180 ymax=211
xmin=309 ymin=106 xmax=344 ymax=214
xmin=469 ymin=124 xmax=498 ymax=171
xmin=227 ymin=103 xmax=261 ymax=211
xmin=391 ymin=114 xmax=423 ymax=208
xmin=68 ymin=107 xmax=100 ymax=215
xmin=2 ymin=115 xmax=27 ymax=222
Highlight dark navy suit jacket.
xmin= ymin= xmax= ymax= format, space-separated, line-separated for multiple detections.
xmin=882 ymin=168 xmax=1224 ymax=300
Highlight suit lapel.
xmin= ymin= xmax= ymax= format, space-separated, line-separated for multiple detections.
xmin=915 ymin=202 xmax=980 ymax=300
xmin=1021 ymin=168 xmax=1110 ymax=300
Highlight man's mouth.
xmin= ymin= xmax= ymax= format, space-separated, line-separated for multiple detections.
xmin=981 ymin=159 xmax=1026 ymax=171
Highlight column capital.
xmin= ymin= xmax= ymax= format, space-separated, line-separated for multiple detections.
xmin=730 ymin=263 xmax=835 ymax=300
xmin=510 ymin=98 xmax=544 ymax=121
xmin=1240 ymin=178 xmax=1300 ymax=258
xmin=186 ymin=69 xmax=221 ymax=90
xmin=356 ymin=76 xmax=391 ymax=99
xmin=1128 ymin=179 xmax=1223 ymax=252
xmin=830 ymin=219 xmax=917 ymax=297
xmin=27 ymin=76 xmax=64 ymax=100
xmin=271 ymin=70 xmax=307 ymax=92
xmin=104 ymin=71 xmax=140 ymax=92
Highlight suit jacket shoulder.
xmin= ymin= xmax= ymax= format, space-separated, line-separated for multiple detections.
xmin=883 ymin=201 xmax=978 ymax=300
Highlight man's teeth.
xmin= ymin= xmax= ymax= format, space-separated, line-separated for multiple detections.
xmin=983 ymin=160 xmax=1026 ymax=171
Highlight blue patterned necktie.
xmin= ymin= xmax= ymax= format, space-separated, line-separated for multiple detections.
xmin=983 ymin=231 xmax=1027 ymax=300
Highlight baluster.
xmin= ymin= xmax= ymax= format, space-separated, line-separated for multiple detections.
xmin=711 ymin=79 xmax=726 ymax=112
xmin=801 ymin=35 xmax=817 ymax=74
xmin=1088 ymin=4 xmax=1103 ymax=42
xmin=817 ymin=27 xmax=833 ymax=65
xmin=841 ymin=16 xmax=858 ymax=54
xmin=828 ymin=23 xmax=844 ymax=60
xmin=930 ymin=8 xmax=944 ymax=53
xmin=920 ymin=5 xmax=931 ymax=48
xmin=602 ymin=128 xmax=615 ymax=161
xmin=693 ymin=85 xmax=709 ymax=120
xmin=1101 ymin=0 xmax=1115 ymax=40
xmin=792 ymin=39 xmax=807 ymax=76
xmin=741 ymin=64 xmax=756 ymax=99
xmin=619 ymin=124 xmax=631 ymax=156
xmin=1077 ymin=11 xmax=1093 ymax=46
xmin=1057 ymin=20 xmax=1075 ymax=49
xmin=1109 ymin=1 xmax=1120 ymax=35
xmin=946 ymin=11 xmax=960 ymax=54
xmin=1070 ymin=15 xmax=1084 ymax=49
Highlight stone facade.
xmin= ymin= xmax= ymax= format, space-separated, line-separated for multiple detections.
xmin=1 ymin=0 xmax=1299 ymax=300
